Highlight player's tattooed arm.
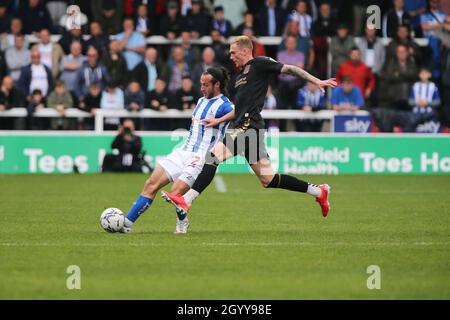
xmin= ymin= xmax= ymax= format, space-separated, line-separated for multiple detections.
xmin=281 ymin=64 xmax=321 ymax=84
xmin=280 ymin=64 xmax=337 ymax=93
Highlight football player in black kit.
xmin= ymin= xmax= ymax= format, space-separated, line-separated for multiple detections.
xmin=162 ymin=35 xmax=337 ymax=223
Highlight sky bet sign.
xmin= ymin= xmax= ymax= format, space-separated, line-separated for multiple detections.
xmin=334 ymin=115 xmax=372 ymax=133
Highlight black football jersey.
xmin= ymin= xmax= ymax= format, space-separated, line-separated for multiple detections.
xmin=230 ymin=56 xmax=284 ymax=130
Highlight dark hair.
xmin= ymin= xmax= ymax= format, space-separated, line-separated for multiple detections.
xmin=203 ymin=67 xmax=229 ymax=96
xmin=342 ymin=76 xmax=353 ymax=83
xmin=32 ymin=89 xmax=42 ymax=96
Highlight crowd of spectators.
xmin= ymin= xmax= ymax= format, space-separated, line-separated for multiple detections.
xmin=0 ymin=0 xmax=449 ymax=133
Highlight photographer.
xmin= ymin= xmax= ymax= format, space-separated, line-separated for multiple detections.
xmin=102 ymin=119 xmax=151 ymax=173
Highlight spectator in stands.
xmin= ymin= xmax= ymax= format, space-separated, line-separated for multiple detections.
xmin=235 ymin=11 xmax=256 ymax=36
xmin=0 ymin=2 xmax=11 ymax=35
xmin=331 ymin=76 xmax=364 ymax=112
xmin=78 ymin=83 xmax=102 ymax=130
xmin=26 ymin=88 xmax=46 ymax=129
xmin=135 ymin=4 xmax=151 ymax=37
xmin=420 ymin=0 xmax=448 ymax=78
xmin=184 ymin=0 xmax=212 ymax=38
xmin=179 ymin=31 xmax=201 ymax=70
xmin=0 ymin=75 xmax=24 ymax=129
xmin=311 ymin=2 xmax=337 ymax=37
xmin=0 ymin=17 xmax=27 ymax=51
xmin=210 ymin=29 xmax=231 ymax=69
xmin=101 ymin=40 xmax=129 ymax=88
xmin=19 ymin=0 xmax=53 ymax=35
xmin=281 ymin=20 xmax=314 ymax=70
xmin=257 ymin=0 xmax=286 ymax=37
xmin=374 ymin=43 xmax=418 ymax=132
xmin=214 ymin=0 xmax=247 ymax=30
xmin=296 ymin=81 xmax=326 ymax=132
xmin=46 ymin=1 xmax=68 ymax=32
xmin=442 ymin=44 xmax=450 ymax=126
xmin=47 ymin=80 xmax=74 ymax=130
xmin=0 ymin=50 xmax=6 ymax=82
xmin=172 ymin=75 xmax=199 ymax=129
xmin=212 ymin=6 xmax=233 ymax=37
xmin=191 ymin=47 xmax=218 ymax=91
xmin=145 ymin=78 xmax=171 ymax=130
xmin=132 ymin=47 xmax=169 ymax=95
xmin=172 ymin=75 xmax=199 ymax=111
xmin=125 ymin=81 xmax=145 ymax=112
xmin=311 ymin=2 xmax=336 ymax=79
xmin=5 ymin=34 xmax=30 ymax=82
xmin=115 ymin=17 xmax=146 ymax=71
xmin=85 ymin=21 xmax=110 ymax=58
xmin=408 ymin=67 xmax=441 ymax=129
xmin=287 ymin=0 xmax=312 ymax=37
xmin=276 ymin=34 xmax=305 ymax=109
xmin=336 ymin=47 xmax=376 ymax=103
xmin=0 ymin=75 xmax=24 ymax=110
xmin=383 ymin=0 xmax=412 ymax=38
xmin=59 ymin=41 xmax=86 ymax=95
xmin=58 ymin=27 xmax=87 ymax=55
xmin=97 ymin=0 xmax=122 ymax=36
xmin=357 ymin=25 xmax=386 ymax=76
xmin=147 ymin=78 xmax=170 ymax=112
xmin=386 ymin=24 xmax=422 ymax=65
xmin=100 ymin=81 xmax=125 ymax=130
xmin=167 ymin=46 xmax=190 ymax=94
xmin=32 ymin=28 xmax=64 ymax=79
xmin=158 ymin=1 xmax=184 ymax=40
xmin=330 ymin=23 xmax=355 ymax=76
xmin=75 ymin=46 xmax=110 ymax=102
xmin=18 ymin=48 xmax=54 ymax=99
xmin=404 ymin=0 xmax=427 ymax=37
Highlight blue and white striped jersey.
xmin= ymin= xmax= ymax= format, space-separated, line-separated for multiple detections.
xmin=409 ymin=81 xmax=441 ymax=113
xmin=181 ymin=94 xmax=234 ymax=153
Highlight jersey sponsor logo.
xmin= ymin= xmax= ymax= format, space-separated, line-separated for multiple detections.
xmin=235 ymin=77 xmax=247 ymax=88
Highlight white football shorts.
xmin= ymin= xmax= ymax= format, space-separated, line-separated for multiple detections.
xmin=158 ymin=148 xmax=205 ymax=187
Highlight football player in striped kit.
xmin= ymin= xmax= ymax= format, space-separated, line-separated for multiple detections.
xmin=119 ymin=67 xmax=234 ymax=234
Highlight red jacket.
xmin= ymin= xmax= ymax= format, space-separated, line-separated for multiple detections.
xmin=336 ymin=60 xmax=375 ymax=96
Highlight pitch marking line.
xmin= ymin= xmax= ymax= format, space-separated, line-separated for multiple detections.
xmin=214 ymin=175 xmax=227 ymax=193
xmin=1 ymin=242 xmax=449 ymax=247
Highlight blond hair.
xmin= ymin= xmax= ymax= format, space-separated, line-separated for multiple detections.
xmin=232 ymin=35 xmax=253 ymax=51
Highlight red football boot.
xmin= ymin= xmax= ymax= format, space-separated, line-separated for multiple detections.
xmin=161 ymin=191 xmax=191 ymax=215
xmin=315 ymin=184 xmax=331 ymax=217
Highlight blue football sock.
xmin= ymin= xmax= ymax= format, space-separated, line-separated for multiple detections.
xmin=176 ymin=208 xmax=187 ymax=221
xmin=126 ymin=195 xmax=153 ymax=223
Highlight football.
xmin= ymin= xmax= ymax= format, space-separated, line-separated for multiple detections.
xmin=100 ymin=208 xmax=124 ymax=233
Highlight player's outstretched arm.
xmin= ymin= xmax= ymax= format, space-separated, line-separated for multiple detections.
xmin=281 ymin=64 xmax=337 ymax=93
xmin=203 ymin=108 xmax=235 ymax=128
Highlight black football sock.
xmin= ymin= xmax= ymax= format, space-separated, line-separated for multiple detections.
xmin=191 ymin=152 xmax=221 ymax=194
xmin=266 ymin=174 xmax=309 ymax=193
xmin=191 ymin=163 xmax=218 ymax=193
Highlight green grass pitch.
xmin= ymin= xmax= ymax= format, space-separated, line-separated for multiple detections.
xmin=1 ymin=173 xmax=449 ymax=299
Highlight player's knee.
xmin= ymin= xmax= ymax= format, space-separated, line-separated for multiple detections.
xmin=264 ymin=174 xmax=279 ymax=188
xmin=261 ymin=175 xmax=275 ymax=188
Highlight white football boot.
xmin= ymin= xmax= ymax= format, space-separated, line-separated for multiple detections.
xmin=119 ymin=218 xmax=133 ymax=233
xmin=174 ymin=218 xmax=189 ymax=234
